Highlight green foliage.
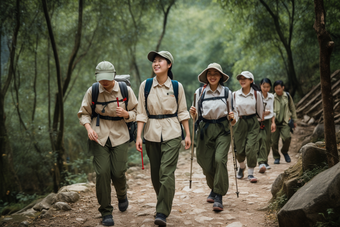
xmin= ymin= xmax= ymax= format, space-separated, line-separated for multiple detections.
xmin=315 ymin=208 xmax=340 ymax=227
xmin=0 ymin=192 xmax=37 ymax=215
xmin=268 ymin=193 xmax=288 ymax=212
xmin=298 ymin=163 xmax=328 ymax=185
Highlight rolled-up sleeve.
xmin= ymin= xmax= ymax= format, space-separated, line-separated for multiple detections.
xmin=136 ymin=81 xmax=148 ymax=123
xmin=77 ymin=87 xmax=92 ymax=125
xmin=177 ymin=82 xmax=190 ymax=122
xmin=124 ymin=86 xmax=138 ymax=123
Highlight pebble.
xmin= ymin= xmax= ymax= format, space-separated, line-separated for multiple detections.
xmin=194 ymin=216 xmax=213 ymax=223
xmin=142 ymin=218 xmax=154 ymax=223
xmin=226 ymin=222 xmax=243 ymax=227
xmin=190 ymin=208 xmax=206 ymax=214
xmin=226 ymin=214 xmax=236 ymax=220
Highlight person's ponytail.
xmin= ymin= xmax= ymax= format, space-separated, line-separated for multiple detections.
xmin=168 ymin=67 xmax=174 ymax=80
xmin=251 ymin=83 xmax=261 ymax=92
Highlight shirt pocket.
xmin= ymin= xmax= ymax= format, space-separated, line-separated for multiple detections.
xmin=162 ymin=92 xmax=177 ymax=114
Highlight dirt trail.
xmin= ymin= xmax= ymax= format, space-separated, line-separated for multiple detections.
xmin=4 ymin=124 xmax=314 ymax=227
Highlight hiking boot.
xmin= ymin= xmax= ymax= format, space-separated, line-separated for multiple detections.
xmin=118 ymin=197 xmax=129 ymax=212
xmin=213 ymin=194 xmax=223 ymax=211
xmin=207 ymin=190 xmax=216 ymax=203
xmin=248 ymin=175 xmax=257 ymax=183
xmin=274 ymin=159 xmax=280 ymax=164
xmin=102 ymin=215 xmax=114 ymax=226
xmin=265 ymin=163 xmax=271 ymax=169
xmin=237 ymin=167 xmax=245 ymax=179
xmin=154 ymin=213 xmax=167 ymax=226
xmin=284 ymin=154 xmax=291 ymax=163
xmin=258 ymin=164 xmax=266 ymax=173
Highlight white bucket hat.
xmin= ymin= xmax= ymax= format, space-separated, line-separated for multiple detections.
xmin=237 ymin=71 xmax=254 ymax=81
xmin=95 ymin=61 xmax=116 ymax=82
xmin=198 ymin=63 xmax=229 ymax=84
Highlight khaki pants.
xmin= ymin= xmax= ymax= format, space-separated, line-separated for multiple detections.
xmin=257 ymin=119 xmax=271 ymax=165
xmin=196 ymin=120 xmax=230 ymax=195
xmin=233 ymin=116 xmax=259 ymax=168
xmin=89 ymin=139 xmax=128 ymax=216
xmin=271 ymin=124 xmax=291 ymax=160
xmin=145 ymin=136 xmax=181 ymax=217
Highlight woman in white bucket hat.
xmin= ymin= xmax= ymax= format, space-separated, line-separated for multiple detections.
xmin=189 ymin=63 xmax=235 ymax=211
xmin=232 ymin=71 xmax=264 ymax=183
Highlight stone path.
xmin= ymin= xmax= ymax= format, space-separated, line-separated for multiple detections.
xmin=4 ymin=126 xmax=310 ymax=227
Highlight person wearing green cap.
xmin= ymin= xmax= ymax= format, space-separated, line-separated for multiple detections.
xmin=189 ymin=63 xmax=235 ymax=212
xmin=77 ymin=61 xmax=138 ymax=226
xmin=135 ymin=51 xmax=191 ymax=226
xmin=233 ymin=71 xmax=264 ymax=183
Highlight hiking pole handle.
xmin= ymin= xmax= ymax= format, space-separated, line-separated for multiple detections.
xmin=189 ymin=93 xmax=197 ymax=189
xmin=116 ymin=97 xmax=119 ymax=107
xmin=141 ymin=147 xmax=144 ymax=170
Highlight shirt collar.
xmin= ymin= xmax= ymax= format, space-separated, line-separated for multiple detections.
xmin=262 ymin=93 xmax=273 ymax=100
xmin=206 ymin=84 xmax=223 ymax=94
xmin=239 ymin=87 xmax=255 ymax=97
xmin=98 ymin=80 xmax=119 ymax=93
xmin=152 ymin=76 xmax=171 ymax=88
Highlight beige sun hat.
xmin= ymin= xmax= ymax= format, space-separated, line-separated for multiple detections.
xmin=95 ymin=61 xmax=116 ymax=82
xmin=198 ymin=63 xmax=229 ymax=84
xmin=237 ymin=71 xmax=254 ymax=81
xmin=147 ymin=51 xmax=174 ymax=64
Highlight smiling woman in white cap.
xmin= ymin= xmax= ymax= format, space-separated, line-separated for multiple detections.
xmin=233 ymin=71 xmax=264 ymax=183
xmin=189 ymin=63 xmax=235 ymax=212
xmin=77 ymin=61 xmax=138 ymax=226
xmin=135 ymin=51 xmax=191 ymax=226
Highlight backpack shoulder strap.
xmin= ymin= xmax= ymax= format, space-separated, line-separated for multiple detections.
xmin=285 ymin=91 xmax=290 ymax=103
xmin=118 ymin=82 xmax=129 ymax=111
xmin=91 ymin=82 xmax=99 ymax=119
xmin=144 ymin=78 xmax=153 ymax=116
xmin=171 ymin=80 xmax=179 ymax=104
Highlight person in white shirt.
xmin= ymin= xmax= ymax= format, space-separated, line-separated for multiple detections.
xmin=189 ymin=63 xmax=234 ymax=211
xmin=233 ymin=71 xmax=264 ymax=183
xmin=257 ymin=78 xmax=276 ymax=173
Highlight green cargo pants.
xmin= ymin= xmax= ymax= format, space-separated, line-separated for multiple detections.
xmin=271 ymin=123 xmax=291 ymax=160
xmin=257 ymin=119 xmax=271 ymax=165
xmin=145 ymin=136 xmax=181 ymax=217
xmin=89 ymin=139 xmax=129 ymax=216
xmin=233 ymin=116 xmax=259 ymax=168
xmin=196 ymin=120 xmax=230 ymax=196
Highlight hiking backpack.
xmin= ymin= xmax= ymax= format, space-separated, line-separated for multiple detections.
xmin=144 ymin=78 xmax=184 ymax=139
xmin=91 ymin=75 xmax=137 ymax=142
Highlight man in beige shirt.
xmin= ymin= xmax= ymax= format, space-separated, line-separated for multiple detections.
xmin=78 ymin=61 xmax=137 ymax=226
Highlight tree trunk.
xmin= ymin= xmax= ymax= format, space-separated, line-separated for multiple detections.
xmin=0 ymin=0 xmax=22 ymax=202
xmin=313 ymin=0 xmax=339 ymax=167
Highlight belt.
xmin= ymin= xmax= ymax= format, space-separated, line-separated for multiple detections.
xmin=96 ymin=115 xmax=123 ymax=126
xmin=239 ymin=114 xmax=256 ymax=120
xmin=148 ymin=113 xmax=178 ymax=119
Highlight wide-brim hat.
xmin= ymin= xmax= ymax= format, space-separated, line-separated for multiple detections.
xmin=95 ymin=61 xmax=116 ymax=82
xmin=147 ymin=51 xmax=174 ymax=64
xmin=237 ymin=71 xmax=254 ymax=81
xmin=198 ymin=63 xmax=229 ymax=84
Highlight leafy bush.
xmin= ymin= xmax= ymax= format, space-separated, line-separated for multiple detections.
xmin=315 ymin=208 xmax=340 ymax=227
xmin=298 ymin=162 xmax=328 ymax=185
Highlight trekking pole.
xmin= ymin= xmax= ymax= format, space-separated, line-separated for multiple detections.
xmin=189 ymin=93 xmax=197 ymax=189
xmin=260 ymin=102 xmax=267 ymax=130
xmin=141 ymin=147 xmax=144 ymax=170
xmin=226 ymin=101 xmax=239 ymax=198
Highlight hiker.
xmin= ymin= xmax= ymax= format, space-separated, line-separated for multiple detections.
xmin=257 ymin=78 xmax=276 ymax=173
xmin=77 ymin=61 xmax=138 ymax=226
xmin=135 ymin=51 xmax=191 ymax=226
xmin=233 ymin=71 xmax=264 ymax=183
xmin=271 ymin=80 xmax=297 ymax=164
xmin=189 ymin=63 xmax=234 ymax=211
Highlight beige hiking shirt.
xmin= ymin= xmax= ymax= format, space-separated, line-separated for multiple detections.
xmin=233 ymin=88 xmax=264 ymax=121
xmin=194 ymin=84 xmax=233 ymax=120
xmin=136 ymin=77 xmax=190 ymax=142
xmin=273 ymin=92 xmax=297 ymax=125
xmin=262 ymin=93 xmax=275 ymax=120
xmin=78 ymin=81 xmax=138 ymax=147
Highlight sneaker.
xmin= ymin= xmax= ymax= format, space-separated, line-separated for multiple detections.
xmin=265 ymin=163 xmax=271 ymax=169
xmin=154 ymin=213 xmax=167 ymax=226
xmin=248 ymin=175 xmax=257 ymax=183
xmin=258 ymin=164 xmax=266 ymax=173
xmin=237 ymin=167 xmax=245 ymax=179
xmin=207 ymin=190 xmax=216 ymax=203
xmin=118 ymin=197 xmax=129 ymax=212
xmin=284 ymin=154 xmax=291 ymax=163
xmin=274 ymin=159 xmax=280 ymax=164
xmin=102 ymin=215 xmax=114 ymax=226
xmin=213 ymin=194 xmax=223 ymax=211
